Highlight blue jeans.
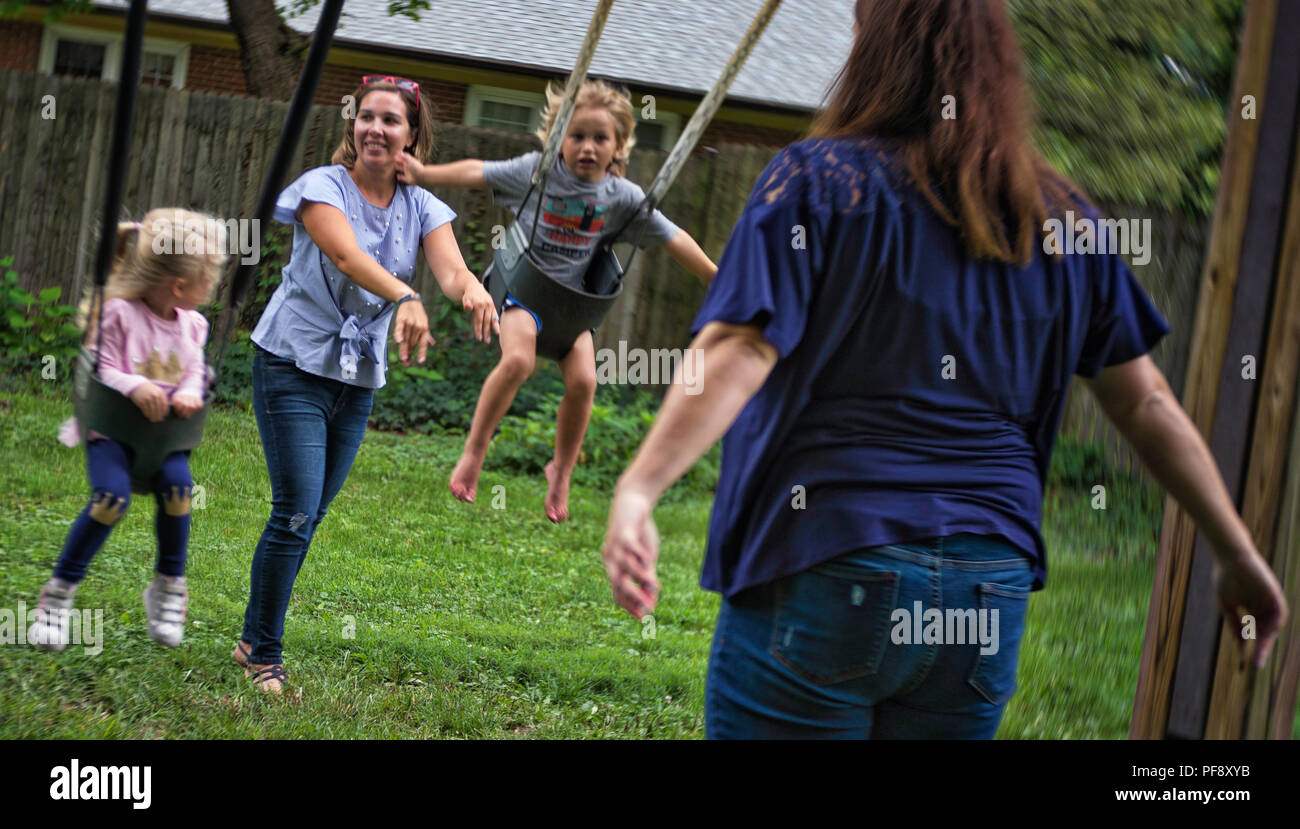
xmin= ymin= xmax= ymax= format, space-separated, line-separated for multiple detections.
xmin=241 ymin=347 xmax=373 ymax=665
xmin=705 ymin=533 xmax=1034 ymax=739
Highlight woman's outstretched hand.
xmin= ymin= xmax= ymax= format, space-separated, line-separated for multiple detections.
xmin=602 ymin=486 xmax=661 ymax=619
xmin=463 ymin=282 xmax=499 ymax=344
xmin=393 ymin=298 xmax=435 ymax=365
xmin=1213 ymin=549 xmax=1288 ymax=668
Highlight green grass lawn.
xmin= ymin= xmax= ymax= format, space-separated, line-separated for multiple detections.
xmin=0 ymin=388 xmax=1287 ymax=738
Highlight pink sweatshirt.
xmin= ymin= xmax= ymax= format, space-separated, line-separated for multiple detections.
xmin=92 ymin=298 xmax=210 ymax=399
xmin=59 ymin=298 xmax=210 ymax=447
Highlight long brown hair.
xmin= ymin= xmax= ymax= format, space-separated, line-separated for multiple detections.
xmin=332 ymin=81 xmax=435 ymax=167
xmin=810 ymin=0 xmax=1077 ymax=265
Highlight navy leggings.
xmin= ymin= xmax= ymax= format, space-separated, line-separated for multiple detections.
xmin=54 ymin=438 xmax=193 ymax=583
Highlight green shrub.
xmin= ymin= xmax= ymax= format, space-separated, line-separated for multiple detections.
xmin=1044 ymin=439 xmax=1165 ymax=561
xmin=1048 ymin=435 xmax=1110 ymax=488
xmin=491 ymin=389 xmax=719 ymax=498
xmin=368 ymin=315 xmax=566 ymax=433
xmin=490 ymin=394 xmax=563 ymax=474
xmin=237 ymin=223 xmax=292 ymax=331
xmin=210 ymin=331 xmax=256 ymax=407
xmin=0 ymin=255 xmax=81 ymax=390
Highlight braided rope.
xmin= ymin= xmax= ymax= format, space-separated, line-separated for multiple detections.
xmin=532 ymin=0 xmax=618 ymax=189
xmin=642 ymin=0 xmax=785 ymax=210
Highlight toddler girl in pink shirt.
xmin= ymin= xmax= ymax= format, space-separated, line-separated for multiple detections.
xmin=31 ymin=209 xmax=228 ymax=651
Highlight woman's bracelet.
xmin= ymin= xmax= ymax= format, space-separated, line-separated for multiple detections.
xmin=394 ymin=292 xmax=421 ymax=308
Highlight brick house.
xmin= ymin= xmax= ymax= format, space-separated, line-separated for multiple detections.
xmin=2 ymin=0 xmax=853 ymax=149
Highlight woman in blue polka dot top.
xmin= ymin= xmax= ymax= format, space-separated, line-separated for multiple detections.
xmin=236 ymin=76 xmax=499 ymax=694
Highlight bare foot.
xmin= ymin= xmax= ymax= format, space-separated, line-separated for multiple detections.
xmin=544 ymin=460 xmax=571 ymax=523
xmin=449 ymin=448 xmax=486 ymax=503
xmin=232 ymin=640 xmax=251 ymax=668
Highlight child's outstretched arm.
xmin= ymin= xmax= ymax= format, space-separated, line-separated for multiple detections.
xmin=396 ymin=152 xmax=487 ymax=190
xmin=662 ymin=229 xmax=717 ymax=284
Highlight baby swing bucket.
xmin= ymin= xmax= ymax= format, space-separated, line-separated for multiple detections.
xmin=73 ymin=346 xmax=209 ymax=492
xmin=484 ymin=220 xmax=623 ymax=362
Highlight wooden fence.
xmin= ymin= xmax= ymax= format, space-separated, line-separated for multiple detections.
xmin=0 ymin=68 xmax=1208 ymax=482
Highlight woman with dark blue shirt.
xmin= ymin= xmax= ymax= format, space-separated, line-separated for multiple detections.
xmin=602 ymin=0 xmax=1287 ymax=738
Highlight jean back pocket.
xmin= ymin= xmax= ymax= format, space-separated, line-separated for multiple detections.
xmin=967 ymin=581 xmax=1031 ymax=705
xmin=769 ymin=560 xmax=900 ymax=685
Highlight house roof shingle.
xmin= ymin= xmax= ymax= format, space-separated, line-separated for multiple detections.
xmin=91 ymin=0 xmax=854 ymax=110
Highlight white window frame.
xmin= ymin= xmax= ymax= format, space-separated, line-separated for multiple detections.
xmin=464 ymin=85 xmax=544 ymax=134
xmin=633 ymin=107 xmax=681 ymax=152
xmin=38 ymin=23 xmax=190 ymax=89
xmin=464 ymin=84 xmax=681 ymax=150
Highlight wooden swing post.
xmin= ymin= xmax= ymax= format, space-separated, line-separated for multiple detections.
xmin=1130 ymin=0 xmax=1300 ymax=740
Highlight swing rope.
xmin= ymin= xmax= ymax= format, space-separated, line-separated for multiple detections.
xmin=604 ymin=0 xmax=785 ymax=268
xmin=522 ymin=0 xmax=617 ymax=254
xmin=486 ymin=0 xmax=784 ymax=365
xmin=640 ymin=0 xmax=784 ymax=210
xmin=520 ymin=0 xmax=784 ymax=265
xmin=211 ymin=0 xmax=347 ymax=378
xmin=531 ymin=0 xmax=617 ymax=188
xmin=88 ymin=0 xmax=148 ymax=370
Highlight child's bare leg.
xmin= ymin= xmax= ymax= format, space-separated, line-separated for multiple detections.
xmin=546 ymin=331 xmax=596 ymax=523
xmin=450 ymin=309 xmax=537 ymax=502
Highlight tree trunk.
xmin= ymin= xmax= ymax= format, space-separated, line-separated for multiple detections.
xmin=225 ymin=0 xmax=306 ymax=100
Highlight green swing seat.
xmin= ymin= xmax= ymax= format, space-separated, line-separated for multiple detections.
xmin=72 ymin=346 xmax=209 ymax=493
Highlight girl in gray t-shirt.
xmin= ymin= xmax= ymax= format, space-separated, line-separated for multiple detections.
xmin=398 ymin=78 xmax=716 ymax=523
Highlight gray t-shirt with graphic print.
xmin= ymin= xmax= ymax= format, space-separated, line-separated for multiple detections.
xmin=482 ymin=152 xmax=679 ymax=291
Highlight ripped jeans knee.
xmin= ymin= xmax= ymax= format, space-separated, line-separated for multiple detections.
xmin=261 ymin=506 xmax=317 ymax=554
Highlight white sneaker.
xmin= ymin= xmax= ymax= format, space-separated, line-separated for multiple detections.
xmin=29 ymin=577 xmax=79 ymax=651
xmin=142 ymin=574 xmax=188 ymax=647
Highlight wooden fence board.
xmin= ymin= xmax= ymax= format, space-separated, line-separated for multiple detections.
xmin=74 ymin=81 xmax=111 ymax=304
xmin=1252 ymin=186 xmax=1300 ymax=739
xmin=0 ymin=72 xmax=24 ymax=260
xmin=1177 ymin=0 xmax=1300 ymax=740
xmin=1256 ymin=399 xmax=1300 ymax=738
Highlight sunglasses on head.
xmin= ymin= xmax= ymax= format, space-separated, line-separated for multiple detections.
xmin=361 ymin=75 xmax=421 ymax=115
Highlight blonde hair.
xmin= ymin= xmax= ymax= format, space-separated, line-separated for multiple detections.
xmin=80 ymin=208 xmax=230 ymax=329
xmin=534 ymin=78 xmax=637 ymax=177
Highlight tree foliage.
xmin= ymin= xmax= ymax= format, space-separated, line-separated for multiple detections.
xmin=1011 ymin=0 xmax=1244 ymax=215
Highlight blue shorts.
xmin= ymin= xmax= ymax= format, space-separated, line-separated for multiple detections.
xmin=502 ymin=292 xmax=542 ymax=333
